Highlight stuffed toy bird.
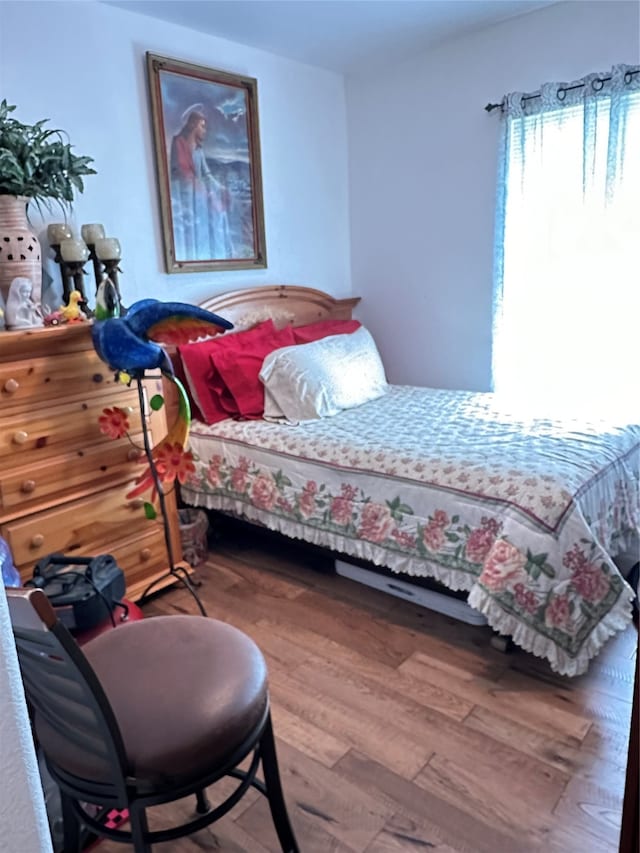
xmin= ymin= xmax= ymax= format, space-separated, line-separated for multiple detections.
xmin=92 ymin=278 xmax=232 ymax=377
xmin=92 ymin=277 xmax=233 ymax=502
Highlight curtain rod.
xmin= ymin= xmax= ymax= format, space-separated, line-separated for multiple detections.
xmin=485 ymin=68 xmax=640 ymax=113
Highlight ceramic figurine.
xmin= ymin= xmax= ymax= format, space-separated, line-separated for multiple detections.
xmin=5 ymin=276 xmax=44 ymax=330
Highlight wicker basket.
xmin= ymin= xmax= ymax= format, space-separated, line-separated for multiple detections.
xmin=178 ymin=509 xmax=209 ymax=567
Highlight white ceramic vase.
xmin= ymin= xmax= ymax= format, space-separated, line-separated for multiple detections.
xmin=0 ymin=195 xmax=42 ymax=308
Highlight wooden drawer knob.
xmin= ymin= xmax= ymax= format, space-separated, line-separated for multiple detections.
xmin=4 ymin=378 xmax=19 ymax=394
xmin=20 ymin=480 xmax=36 ymax=494
xmin=30 ymin=534 xmax=44 ymax=549
xmin=130 ymin=498 xmax=144 ymax=509
xmin=140 ymin=548 xmax=152 ymax=561
xmin=13 ymin=430 xmax=28 ymax=445
xmin=127 ymin=448 xmax=142 ymax=461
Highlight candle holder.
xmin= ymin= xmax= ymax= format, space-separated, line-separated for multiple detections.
xmin=85 ymin=242 xmax=104 ymax=292
xmin=95 ymin=238 xmax=125 ymax=313
xmin=47 ymin=224 xmax=75 ymax=304
xmin=48 ymin=242 xmax=74 ymax=303
xmin=58 ymin=238 xmax=92 ymax=316
xmin=80 ymin=225 xmax=106 ymax=295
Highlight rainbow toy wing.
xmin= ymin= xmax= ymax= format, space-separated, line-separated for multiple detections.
xmin=124 ymin=300 xmax=232 ymax=346
xmin=126 ymin=375 xmax=193 ymax=503
xmin=92 ymin=295 xmax=233 ymax=377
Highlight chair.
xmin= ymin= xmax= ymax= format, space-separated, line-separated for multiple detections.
xmin=6 ymin=587 xmax=299 ymax=852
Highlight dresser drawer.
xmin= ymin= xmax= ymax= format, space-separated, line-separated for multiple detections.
xmin=0 ymin=434 xmax=145 ymax=514
xmin=2 ymin=480 xmax=159 ymax=569
xmin=0 ymin=349 xmax=120 ymax=411
xmin=0 ymin=389 xmax=142 ymax=467
xmin=109 ymin=528 xmax=176 ymax=600
xmin=0 ymin=326 xmax=183 ymax=601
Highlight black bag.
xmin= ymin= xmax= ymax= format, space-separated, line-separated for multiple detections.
xmin=28 ymin=553 xmax=126 ymax=633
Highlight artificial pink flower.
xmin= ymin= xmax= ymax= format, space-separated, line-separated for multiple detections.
xmin=251 ymin=474 xmax=278 ymax=510
xmin=545 ymin=595 xmax=572 ymax=629
xmin=423 ymin=522 xmax=445 ymax=552
xmin=465 ymin=525 xmax=497 ymax=564
xmin=207 ymin=454 xmax=223 ymax=487
xmin=513 ymin=582 xmax=539 ymax=614
xmin=479 ymin=539 xmax=527 ymax=591
xmin=572 ymin=564 xmax=609 ymax=603
xmin=358 ymin=502 xmax=394 ymax=543
xmin=231 ymin=459 xmax=250 ymax=492
xmin=330 ymin=484 xmax=358 ymax=526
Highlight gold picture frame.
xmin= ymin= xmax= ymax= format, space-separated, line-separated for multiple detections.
xmin=146 ymin=52 xmax=267 ymax=273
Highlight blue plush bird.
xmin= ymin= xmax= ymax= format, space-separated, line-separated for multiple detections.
xmin=92 ymin=278 xmax=233 ymax=501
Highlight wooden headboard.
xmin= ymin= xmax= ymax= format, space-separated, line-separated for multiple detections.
xmin=163 ymin=285 xmax=360 ymax=426
xmin=199 ymin=284 xmax=360 ymax=330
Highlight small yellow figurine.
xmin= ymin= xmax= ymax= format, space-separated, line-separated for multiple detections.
xmin=59 ymin=290 xmax=88 ymax=324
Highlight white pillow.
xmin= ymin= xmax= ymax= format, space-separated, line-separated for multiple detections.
xmin=260 ymin=326 xmax=388 ymax=421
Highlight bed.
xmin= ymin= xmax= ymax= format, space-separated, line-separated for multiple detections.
xmin=171 ymin=285 xmax=639 ymax=677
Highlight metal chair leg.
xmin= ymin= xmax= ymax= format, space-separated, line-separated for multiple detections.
xmin=260 ymin=712 xmax=300 ymax=853
xmin=129 ymin=804 xmax=152 ymax=853
xmin=196 ymin=788 xmax=212 ymax=814
xmin=60 ymin=791 xmax=82 ymax=853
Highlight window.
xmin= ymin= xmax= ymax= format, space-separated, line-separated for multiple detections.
xmin=492 ymin=69 xmax=640 ymax=414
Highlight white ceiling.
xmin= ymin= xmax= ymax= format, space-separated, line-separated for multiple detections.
xmin=104 ymin=0 xmax=558 ymax=74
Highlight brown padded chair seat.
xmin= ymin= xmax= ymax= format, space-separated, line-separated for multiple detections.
xmin=36 ymin=616 xmax=268 ymax=788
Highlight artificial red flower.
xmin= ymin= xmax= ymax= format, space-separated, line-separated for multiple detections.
xmin=126 ymin=442 xmax=195 ymax=502
xmin=98 ymin=406 xmax=130 ymax=439
xmin=154 ymin=442 xmax=196 ymax=486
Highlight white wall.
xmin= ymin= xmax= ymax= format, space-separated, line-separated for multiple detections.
xmin=0 ymin=1 xmax=351 ymax=309
xmin=347 ymin=0 xmax=640 ymax=390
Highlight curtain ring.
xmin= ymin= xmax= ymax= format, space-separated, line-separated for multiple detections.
xmin=591 ymin=77 xmax=605 ymax=92
xmin=556 ymin=87 xmax=566 ymax=101
xmin=624 ymin=71 xmax=633 ymax=84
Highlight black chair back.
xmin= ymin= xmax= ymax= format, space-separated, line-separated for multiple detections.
xmin=6 ymin=588 xmax=129 ymax=806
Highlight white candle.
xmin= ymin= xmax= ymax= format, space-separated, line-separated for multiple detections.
xmin=47 ymin=223 xmax=73 ymax=245
xmin=60 ymin=238 xmax=90 ymax=262
xmin=95 ymin=237 xmax=121 ymax=260
xmin=81 ymin=223 xmax=105 ymax=245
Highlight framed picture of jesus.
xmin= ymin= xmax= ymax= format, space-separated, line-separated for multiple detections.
xmin=147 ymin=52 xmax=267 ymax=273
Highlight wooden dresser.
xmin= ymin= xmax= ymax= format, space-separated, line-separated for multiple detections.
xmin=0 ymin=323 xmax=184 ymax=600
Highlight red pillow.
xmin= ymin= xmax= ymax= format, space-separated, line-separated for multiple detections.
xmin=171 ymin=350 xmax=205 ymax=422
xmin=178 ymin=320 xmax=276 ymax=424
xmin=213 ymin=324 xmax=296 ymax=418
xmin=292 ymin=318 xmax=360 ymax=344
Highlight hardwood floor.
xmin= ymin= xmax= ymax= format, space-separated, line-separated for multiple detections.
xmin=98 ymin=530 xmax=636 ymax=852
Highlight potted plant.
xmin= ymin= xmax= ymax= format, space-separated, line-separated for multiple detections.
xmin=0 ymin=99 xmax=95 ymax=306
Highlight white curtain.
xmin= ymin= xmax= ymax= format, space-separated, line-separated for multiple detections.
xmin=492 ymin=65 xmax=640 ymax=415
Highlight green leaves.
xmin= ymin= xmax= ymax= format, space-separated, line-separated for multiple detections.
xmin=149 ymin=394 xmax=165 ymax=412
xmin=144 ymin=502 xmax=157 ymax=520
xmin=386 ymin=496 xmax=413 ymax=521
xmin=525 ymin=549 xmax=555 ymax=581
xmin=0 ymin=99 xmax=95 ymax=208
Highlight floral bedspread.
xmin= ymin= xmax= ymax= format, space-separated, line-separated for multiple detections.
xmin=182 ymin=386 xmax=639 ymax=676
